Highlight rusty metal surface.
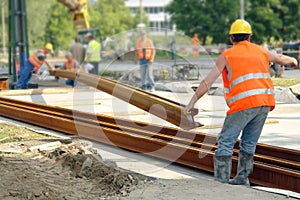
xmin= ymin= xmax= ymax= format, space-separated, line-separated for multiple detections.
xmin=2 ymin=96 xmax=299 ymax=169
xmin=0 ymin=97 xmax=299 ymax=193
xmin=49 ymin=69 xmax=201 ymax=129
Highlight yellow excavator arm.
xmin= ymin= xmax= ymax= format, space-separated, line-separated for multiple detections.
xmin=58 ymin=0 xmax=90 ymax=29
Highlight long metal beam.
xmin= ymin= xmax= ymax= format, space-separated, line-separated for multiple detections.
xmin=49 ymin=69 xmax=201 ymax=130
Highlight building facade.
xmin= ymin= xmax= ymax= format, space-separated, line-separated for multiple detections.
xmin=125 ymin=0 xmax=175 ymax=35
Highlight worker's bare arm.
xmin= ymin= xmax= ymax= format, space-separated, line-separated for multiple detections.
xmin=269 ymin=52 xmax=298 ymax=69
xmin=184 ymin=55 xmax=226 ymax=114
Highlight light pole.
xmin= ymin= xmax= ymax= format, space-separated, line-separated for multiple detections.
xmin=240 ymin=0 xmax=244 ymax=20
xmin=137 ymin=0 xmax=145 ymax=30
xmin=1 ymin=1 xmax=6 ymax=56
xmin=139 ymin=0 xmax=143 ymax=24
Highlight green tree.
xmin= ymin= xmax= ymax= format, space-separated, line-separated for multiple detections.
xmin=89 ymin=0 xmax=134 ymax=41
xmin=44 ymin=1 xmax=76 ymax=54
xmin=166 ymin=0 xmax=239 ymax=45
xmin=167 ymin=0 xmax=299 ymax=45
xmin=27 ymin=0 xmax=56 ymax=50
xmin=245 ymin=0 xmax=283 ymax=44
xmin=272 ymin=0 xmax=300 ymax=41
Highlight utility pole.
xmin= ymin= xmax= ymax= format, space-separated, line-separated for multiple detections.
xmin=139 ymin=0 xmax=143 ymax=24
xmin=240 ymin=0 xmax=244 ymax=20
xmin=1 ymin=1 xmax=5 ymax=56
xmin=137 ymin=0 xmax=145 ymax=29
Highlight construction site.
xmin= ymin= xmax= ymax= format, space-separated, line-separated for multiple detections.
xmin=0 ymin=0 xmax=300 ymax=199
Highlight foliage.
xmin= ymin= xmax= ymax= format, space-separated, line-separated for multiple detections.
xmin=89 ymin=0 xmax=134 ymax=41
xmin=245 ymin=0 xmax=283 ymax=44
xmin=167 ymin=0 xmax=300 ymax=45
xmin=44 ymin=1 xmax=76 ymax=54
xmin=26 ymin=0 xmax=56 ymax=50
xmin=166 ymin=0 xmax=239 ymax=45
xmin=274 ymin=0 xmax=300 ymax=41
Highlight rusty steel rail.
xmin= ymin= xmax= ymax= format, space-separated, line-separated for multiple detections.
xmin=48 ymin=70 xmax=300 ymax=164
xmin=49 ymin=69 xmax=201 ymax=130
xmin=1 ymin=97 xmax=300 ymax=171
xmin=0 ymin=97 xmax=299 ymax=193
xmin=1 ymin=97 xmax=299 ymax=171
xmin=1 ymin=96 xmax=299 ymax=170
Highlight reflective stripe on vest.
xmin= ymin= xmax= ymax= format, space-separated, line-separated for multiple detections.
xmin=28 ymin=50 xmax=46 ymax=69
xmin=222 ymin=41 xmax=275 ymax=114
xmin=226 ymin=88 xmax=274 ymax=105
xmin=89 ymin=40 xmax=101 ymax=62
xmin=65 ymin=59 xmax=75 ymax=70
xmin=137 ymin=38 xmax=154 ymax=60
xmin=224 ymin=72 xmax=271 ymax=93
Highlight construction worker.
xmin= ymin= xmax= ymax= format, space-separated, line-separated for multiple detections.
xmin=61 ymin=52 xmax=79 ymax=87
xmin=184 ymin=19 xmax=298 ymax=185
xmin=84 ymin=33 xmax=101 ymax=75
xmin=70 ymin=36 xmax=85 ymax=64
xmin=15 ymin=43 xmax=54 ymax=89
xmin=192 ymin=33 xmax=200 ymax=57
xmin=136 ymin=30 xmax=155 ymax=91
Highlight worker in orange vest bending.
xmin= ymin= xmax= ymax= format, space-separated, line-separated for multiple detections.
xmin=61 ymin=52 xmax=79 ymax=87
xmin=184 ymin=19 xmax=298 ymax=185
xmin=136 ymin=31 xmax=155 ymax=92
xmin=192 ymin=33 xmax=200 ymax=57
xmin=15 ymin=43 xmax=54 ymax=89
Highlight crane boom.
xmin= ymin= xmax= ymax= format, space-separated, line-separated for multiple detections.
xmin=58 ymin=0 xmax=90 ymax=29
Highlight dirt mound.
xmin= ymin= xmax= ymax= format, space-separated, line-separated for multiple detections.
xmin=0 ymin=139 xmax=149 ymax=200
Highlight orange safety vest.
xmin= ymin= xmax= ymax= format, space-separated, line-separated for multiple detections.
xmin=192 ymin=36 xmax=199 ymax=46
xmin=136 ymin=38 xmax=154 ymax=60
xmin=222 ymin=41 xmax=275 ymax=114
xmin=28 ymin=49 xmax=47 ymax=71
xmin=65 ymin=59 xmax=75 ymax=70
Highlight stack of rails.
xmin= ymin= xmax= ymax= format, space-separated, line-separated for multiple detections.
xmin=0 ymin=97 xmax=299 ymax=193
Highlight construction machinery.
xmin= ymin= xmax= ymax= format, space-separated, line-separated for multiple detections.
xmin=58 ymin=0 xmax=90 ymax=30
xmin=58 ymin=0 xmax=100 ymax=44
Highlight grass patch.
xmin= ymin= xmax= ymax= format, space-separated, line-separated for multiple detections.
xmin=271 ymin=78 xmax=300 ymax=88
xmin=0 ymin=123 xmax=52 ymax=144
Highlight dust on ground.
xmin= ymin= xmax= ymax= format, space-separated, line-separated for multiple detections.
xmin=0 ymin=123 xmax=297 ymax=200
xmin=0 ymin=139 xmax=149 ymax=200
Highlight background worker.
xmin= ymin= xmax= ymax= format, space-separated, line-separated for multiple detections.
xmin=84 ymin=33 xmax=101 ymax=75
xmin=192 ymin=33 xmax=200 ymax=57
xmin=136 ymin=31 xmax=155 ymax=91
xmin=15 ymin=43 xmax=54 ymax=89
xmin=184 ymin=19 xmax=298 ymax=185
xmin=170 ymin=37 xmax=176 ymax=60
xmin=61 ymin=52 xmax=79 ymax=87
xmin=70 ymin=36 xmax=85 ymax=64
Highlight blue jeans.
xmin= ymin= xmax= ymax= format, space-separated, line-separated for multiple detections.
xmin=171 ymin=50 xmax=176 ymax=60
xmin=15 ymin=60 xmax=34 ymax=89
xmin=140 ymin=59 xmax=154 ymax=90
xmin=66 ymin=79 xmax=77 ymax=87
xmin=215 ymin=106 xmax=270 ymax=156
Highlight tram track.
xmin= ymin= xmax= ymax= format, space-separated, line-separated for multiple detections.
xmin=0 ymin=96 xmax=299 ymax=193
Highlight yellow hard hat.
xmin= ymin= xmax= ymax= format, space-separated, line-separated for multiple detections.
xmin=45 ymin=43 xmax=53 ymax=51
xmin=229 ymin=19 xmax=252 ymax=35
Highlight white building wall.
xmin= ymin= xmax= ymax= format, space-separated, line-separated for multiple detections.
xmin=125 ymin=0 xmax=175 ymax=35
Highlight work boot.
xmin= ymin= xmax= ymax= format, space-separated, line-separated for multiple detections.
xmin=214 ymin=155 xmax=232 ymax=183
xmin=229 ymin=151 xmax=253 ymax=186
